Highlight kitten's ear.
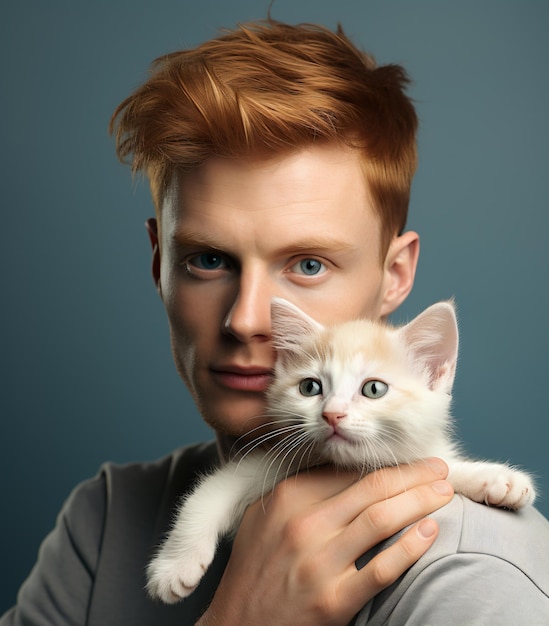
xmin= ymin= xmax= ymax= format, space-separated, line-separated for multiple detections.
xmin=271 ymin=298 xmax=322 ymax=356
xmin=400 ymin=300 xmax=459 ymax=393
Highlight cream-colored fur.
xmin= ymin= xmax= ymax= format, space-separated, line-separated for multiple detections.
xmin=147 ymin=299 xmax=535 ymax=603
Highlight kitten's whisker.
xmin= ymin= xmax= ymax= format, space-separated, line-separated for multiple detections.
xmin=296 ymin=440 xmax=319 ymax=480
xmin=258 ymin=432 xmax=304 ymax=488
xmin=365 ymin=433 xmax=412 ymax=497
xmin=234 ymin=426 xmax=304 ymax=475
xmin=284 ymin=436 xmax=316 ymax=483
xmin=231 ymin=417 xmax=302 ymax=457
xmin=261 ymin=431 xmax=311 ymax=497
xmin=304 ymin=439 xmax=321 ymax=475
xmin=234 ymin=421 xmax=302 ymax=453
xmin=260 ymin=435 xmax=305 ymax=476
xmin=269 ymin=430 xmax=309 ymax=472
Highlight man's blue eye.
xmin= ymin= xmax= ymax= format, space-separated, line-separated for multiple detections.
xmin=190 ymin=253 xmax=225 ymax=270
xmin=298 ymin=259 xmax=324 ymax=275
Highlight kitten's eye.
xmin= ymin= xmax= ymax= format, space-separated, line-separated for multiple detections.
xmin=362 ymin=380 xmax=388 ymax=399
xmin=299 ymin=378 xmax=323 ymax=397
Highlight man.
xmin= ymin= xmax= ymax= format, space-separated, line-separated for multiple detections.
xmin=3 ymin=20 xmax=548 ymax=625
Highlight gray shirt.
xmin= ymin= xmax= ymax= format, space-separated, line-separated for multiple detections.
xmin=2 ymin=441 xmax=548 ymax=625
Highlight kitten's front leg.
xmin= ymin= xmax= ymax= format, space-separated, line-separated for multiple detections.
xmin=147 ymin=457 xmax=264 ymax=603
xmin=448 ymin=460 xmax=536 ymax=509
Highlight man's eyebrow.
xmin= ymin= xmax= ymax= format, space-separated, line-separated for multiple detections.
xmin=171 ymin=230 xmax=226 ymax=249
xmin=276 ymin=237 xmax=359 ymax=255
xmin=171 ymin=230 xmax=359 ymax=255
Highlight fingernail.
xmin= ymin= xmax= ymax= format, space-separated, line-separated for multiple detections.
xmin=425 ymin=458 xmax=448 ymax=477
xmin=432 ymin=480 xmax=453 ymax=496
xmin=418 ymin=518 xmax=438 ymax=539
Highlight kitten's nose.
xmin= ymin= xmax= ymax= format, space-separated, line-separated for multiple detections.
xmin=322 ymin=411 xmax=346 ymax=427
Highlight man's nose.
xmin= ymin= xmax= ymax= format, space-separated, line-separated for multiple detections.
xmin=222 ymin=268 xmax=273 ymax=342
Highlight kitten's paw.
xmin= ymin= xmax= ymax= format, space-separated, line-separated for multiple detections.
xmin=468 ymin=466 xmax=536 ymax=510
xmin=146 ymin=539 xmax=216 ymax=604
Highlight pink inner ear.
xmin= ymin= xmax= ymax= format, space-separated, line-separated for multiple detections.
xmin=401 ymin=302 xmax=459 ymax=392
xmin=270 ymin=298 xmax=323 ymax=354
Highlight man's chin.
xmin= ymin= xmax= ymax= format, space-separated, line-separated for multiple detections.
xmin=198 ymin=397 xmax=269 ymax=442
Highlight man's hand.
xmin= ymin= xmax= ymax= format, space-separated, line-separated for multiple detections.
xmin=197 ymin=458 xmax=453 ymax=625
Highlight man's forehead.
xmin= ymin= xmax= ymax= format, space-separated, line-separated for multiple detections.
xmin=165 ymin=145 xmax=367 ymax=199
xmin=158 ymin=145 xmax=379 ymax=254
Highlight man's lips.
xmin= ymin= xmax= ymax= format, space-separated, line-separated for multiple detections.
xmin=210 ymin=365 xmax=274 ymax=392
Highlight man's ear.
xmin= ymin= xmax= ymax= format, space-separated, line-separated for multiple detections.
xmin=145 ymin=218 xmax=161 ymax=294
xmin=379 ymin=231 xmax=420 ymax=317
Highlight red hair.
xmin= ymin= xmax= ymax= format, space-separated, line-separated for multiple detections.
xmin=110 ymin=20 xmax=418 ymax=257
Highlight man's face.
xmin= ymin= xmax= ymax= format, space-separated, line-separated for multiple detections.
xmin=151 ymin=144 xmax=418 ymax=439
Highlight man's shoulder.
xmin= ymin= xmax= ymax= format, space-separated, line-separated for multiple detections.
xmin=98 ymin=439 xmax=220 ymax=486
xmin=357 ymin=496 xmax=549 ymax=625
xmin=59 ymin=439 xmax=220 ymax=542
xmin=94 ymin=439 xmax=220 ymax=522
xmin=432 ymin=494 xmax=549 ymax=585
xmin=62 ymin=439 xmax=218 ymax=514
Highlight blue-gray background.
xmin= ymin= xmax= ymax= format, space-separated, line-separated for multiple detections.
xmin=1 ymin=0 xmax=547 ymax=613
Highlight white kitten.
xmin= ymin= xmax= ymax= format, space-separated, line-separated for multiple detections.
xmin=147 ymin=299 xmax=535 ymax=603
